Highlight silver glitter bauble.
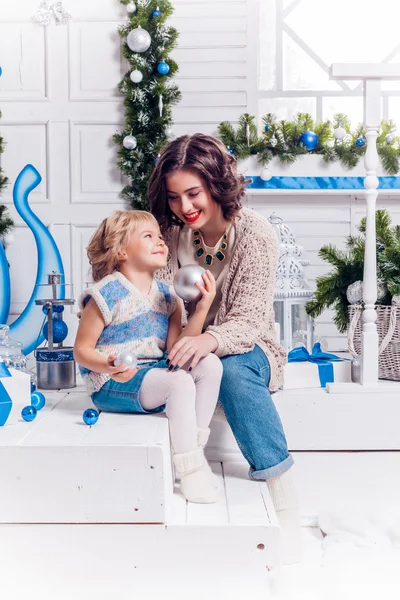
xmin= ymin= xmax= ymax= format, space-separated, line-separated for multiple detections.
xmin=351 ymin=356 xmax=361 ymax=383
xmin=386 ymin=132 xmax=395 ymax=144
xmin=334 ymin=126 xmax=346 ymax=140
xmin=173 ymin=264 xmax=206 ymax=302
xmin=346 ymin=280 xmax=363 ymax=304
xmin=392 ymin=295 xmax=400 ymax=306
xmin=114 ymin=351 xmax=137 ymax=372
xmin=269 ymin=135 xmax=277 ymax=148
xmin=260 ymin=167 xmax=272 ymax=181
xmin=165 ymin=127 xmax=174 ymax=138
xmin=127 ymin=27 xmax=152 ymax=53
xmin=126 ymin=2 xmax=137 ymax=14
xmin=130 ymin=69 xmax=143 ymax=83
xmin=122 ymin=135 xmax=137 ymax=150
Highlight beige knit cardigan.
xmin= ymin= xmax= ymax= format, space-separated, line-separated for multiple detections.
xmin=155 ymin=207 xmax=287 ymax=391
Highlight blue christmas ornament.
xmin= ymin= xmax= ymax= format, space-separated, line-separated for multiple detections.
xmin=31 ymin=391 xmax=46 ymax=411
xmin=43 ymin=319 xmax=68 ymax=343
xmin=53 ymin=304 xmax=64 ymax=313
xmin=152 ymin=9 xmax=161 ymax=17
xmin=83 ymin=408 xmax=99 ymax=426
xmin=21 ymin=405 xmax=37 ymax=422
xmin=0 ymin=67 xmax=2 ymax=77
xmin=299 ymin=130 xmax=319 ymax=151
xmin=157 ymin=62 xmax=170 ymax=76
xmin=42 ymin=305 xmax=50 ymax=315
xmin=356 ymin=136 xmax=366 ymax=147
xmin=264 ymin=124 xmax=270 ymax=132
xmin=227 ymin=146 xmax=234 ymax=154
xmin=30 ymin=382 xmax=36 ymax=393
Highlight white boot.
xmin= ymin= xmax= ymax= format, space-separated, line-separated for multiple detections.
xmin=173 ymin=447 xmax=219 ymax=504
xmin=197 ymin=427 xmax=221 ymax=489
xmin=267 ymin=470 xmax=302 ymax=565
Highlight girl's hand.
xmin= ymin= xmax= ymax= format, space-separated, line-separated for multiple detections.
xmin=167 ymin=333 xmax=218 ymax=371
xmin=195 ymin=271 xmax=216 ymax=313
xmin=107 ymin=355 xmax=138 ymax=382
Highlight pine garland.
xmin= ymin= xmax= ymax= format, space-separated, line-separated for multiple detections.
xmin=114 ymin=0 xmax=181 ymax=210
xmin=218 ymin=112 xmax=400 ymax=175
xmin=0 ymin=109 xmax=12 ymax=239
xmin=305 ymin=210 xmax=400 ymax=332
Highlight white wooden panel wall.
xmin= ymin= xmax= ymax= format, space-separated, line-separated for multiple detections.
xmin=1 ymin=0 xmax=400 ymax=353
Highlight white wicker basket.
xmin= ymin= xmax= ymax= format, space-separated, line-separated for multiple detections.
xmin=348 ymin=305 xmax=400 ymax=381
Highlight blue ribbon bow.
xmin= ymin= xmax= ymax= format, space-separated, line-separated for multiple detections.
xmin=288 ymin=343 xmax=344 ymax=388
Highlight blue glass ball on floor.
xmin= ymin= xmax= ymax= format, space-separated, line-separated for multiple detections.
xmin=83 ymin=408 xmax=99 ymax=426
xmin=300 ymin=130 xmax=319 ymax=151
xmin=31 ymin=391 xmax=46 ymax=411
xmin=21 ymin=405 xmax=37 ymax=422
xmin=152 ymin=9 xmax=161 ymax=17
xmin=43 ymin=319 xmax=68 ymax=343
xmin=157 ymin=62 xmax=170 ymax=75
xmin=53 ymin=304 xmax=64 ymax=313
xmin=356 ymin=136 xmax=366 ymax=147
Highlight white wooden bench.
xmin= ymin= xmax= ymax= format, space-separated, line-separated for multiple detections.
xmin=0 ymin=387 xmax=280 ymax=599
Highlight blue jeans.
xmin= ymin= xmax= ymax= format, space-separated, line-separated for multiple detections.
xmin=219 ymin=344 xmax=293 ymax=481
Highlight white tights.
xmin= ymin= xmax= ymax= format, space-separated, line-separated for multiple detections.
xmin=139 ymin=353 xmax=223 ymax=454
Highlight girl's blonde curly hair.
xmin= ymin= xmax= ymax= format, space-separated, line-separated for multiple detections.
xmin=87 ymin=210 xmax=158 ymax=282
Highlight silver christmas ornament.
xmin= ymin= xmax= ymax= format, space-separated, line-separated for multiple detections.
xmin=173 ymin=264 xmax=206 ymax=302
xmin=260 ymin=167 xmax=272 ymax=181
xmin=130 ymin=69 xmax=143 ymax=83
xmin=158 ymin=95 xmax=163 ymax=117
xmin=392 ymin=295 xmax=400 ymax=306
xmin=351 ymin=355 xmax=361 ymax=383
xmin=3 ymin=233 xmax=15 ymax=246
xmin=246 ymin=123 xmax=250 ymax=147
xmin=165 ymin=127 xmax=174 ymax=138
xmin=33 ymin=0 xmax=71 ymax=26
xmin=114 ymin=351 xmax=137 ymax=372
xmin=269 ymin=135 xmax=277 ymax=148
xmin=334 ymin=126 xmax=346 ymax=140
xmin=346 ymin=280 xmax=363 ymax=304
xmin=122 ymin=135 xmax=137 ymax=150
xmin=127 ymin=26 xmax=152 ymax=53
xmin=377 ymin=281 xmax=387 ymax=300
xmin=126 ymin=2 xmax=137 ymax=14
xmin=386 ymin=132 xmax=396 ymax=144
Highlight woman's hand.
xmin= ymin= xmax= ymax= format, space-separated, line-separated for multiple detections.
xmin=167 ymin=333 xmax=218 ymax=371
xmin=195 ymin=271 xmax=216 ymax=313
xmin=106 ymin=355 xmax=138 ymax=383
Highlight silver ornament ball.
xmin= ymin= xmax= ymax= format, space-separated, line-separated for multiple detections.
xmin=127 ymin=27 xmax=152 ymax=53
xmin=377 ymin=281 xmax=387 ymax=301
xmin=3 ymin=232 xmax=15 ymax=246
xmin=386 ymin=132 xmax=396 ymax=144
xmin=114 ymin=351 xmax=137 ymax=372
xmin=351 ymin=356 xmax=361 ymax=383
xmin=130 ymin=69 xmax=143 ymax=83
xmin=173 ymin=264 xmax=206 ymax=302
xmin=392 ymin=295 xmax=400 ymax=306
xmin=123 ymin=135 xmax=137 ymax=150
xmin=165 ymin=127 xmax=174 ymax=138
xmin=269 ymin=135 xmax=277 ymax=148
xmin=260 ymin=167 xmax=272 ymax=181
xmin=334 ymin=126 xmax=346 ymax=140
xmin=126 ymin=2 xmax=137 ymax=14
xmin=346 ymin=280 xmax=363 ymax=304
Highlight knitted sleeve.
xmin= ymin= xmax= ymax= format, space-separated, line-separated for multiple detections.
xmin=206 ymin=223 xmax=279 ymax=357
xmin=79 ymin=276 xmax=125 ymax=326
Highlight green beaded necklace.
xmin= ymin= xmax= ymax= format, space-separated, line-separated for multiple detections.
xmin=192 ymin=225 xmax=230 ymax=266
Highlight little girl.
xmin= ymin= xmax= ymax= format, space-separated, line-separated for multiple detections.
xmin=74 ymin=210 xmax=223 ymax=504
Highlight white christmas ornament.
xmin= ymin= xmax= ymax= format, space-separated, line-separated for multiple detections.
xmin=123 ymin=135 xmax=137 ymax=150
xmin=386 ymin=132 xmax=396 ymax=144
xmin=173 ymin=265 xmax=206 ymax=302
xmin=3 ymin=233 xmax=15 ymax=246
xmin=260 ymin=167 xmax=272 ymax=181
xmin=392 ymin=295 xmax=400 ymax=306
xmin=269 ymin=135 xmax=277 ymax=148
xmin=126 ymin=2 xmax=136 ymax=14
xmin=334 ymin=126 xmax=346 ymax=140
xmin=130 ymin=69 xmax=143 ymax=83
xmin=127 ymin=26 xmax=151 ymax=53
xmin=158 ymin=95 xmax=163 ymax=117
xmin=114 ymin=351 xmax=137 ymax=372
xmin=165 ymin=128 xmax=173 ymax=138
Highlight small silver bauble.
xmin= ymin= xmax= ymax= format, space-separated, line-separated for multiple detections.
xmin=346 ymin=280 xmax=363 ymax=304
xmin=123 ymin=135 xmax=137 ymax=150
xmin=392 ymin=295 xmax=400 ymax=306
xmin=386 ymin=132 xmax=396 ymax=144
xmin=351 ymin=355 xmax=361 ymax=383
xmin=165 ymin=127 xmax=174 ymax=138
xmin=130 ymin=69 xmax=143 ymax=83
xmin=260 ymin=167 xmax=272 ymax=181
xmin=173 ymin=264 xmax=206 ymax=302
xmin=114 ymin=351 xmax=137 ymax=372
xmin=126 ymin=2 xmax=137 ymax=14
xmin=3 ymin=233 xmax=15 ymax=246
xmin=377 ymin=281 xmax=387 ymax=301
xmin=334 ymin=126 xmax=346 ymax=140
xmin=269 ymin=135 xmax=277 ymax=148
xmin=127 ymin=27 xmax=152 ymax=53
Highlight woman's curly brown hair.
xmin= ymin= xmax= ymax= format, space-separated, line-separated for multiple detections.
xmin=148 ymin=133 xmax=248 ymax=232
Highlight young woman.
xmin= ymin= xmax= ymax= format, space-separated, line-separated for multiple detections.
xmin=74 ymin=210 xmax=223 ymax=504
xmin=148 ymin=133 xmax=301 ymax=563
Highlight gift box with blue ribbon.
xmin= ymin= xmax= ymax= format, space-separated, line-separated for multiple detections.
xmin=0 ymin=360 xmax=31 ymax=426
xmin=283 ymin=343 xmax=351 ymax=390
xmin=0 ymin=361 xmax=13 ymax=426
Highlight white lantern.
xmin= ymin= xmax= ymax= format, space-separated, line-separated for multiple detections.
xmin=268 ymin=214 xmax=315 ymax=352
